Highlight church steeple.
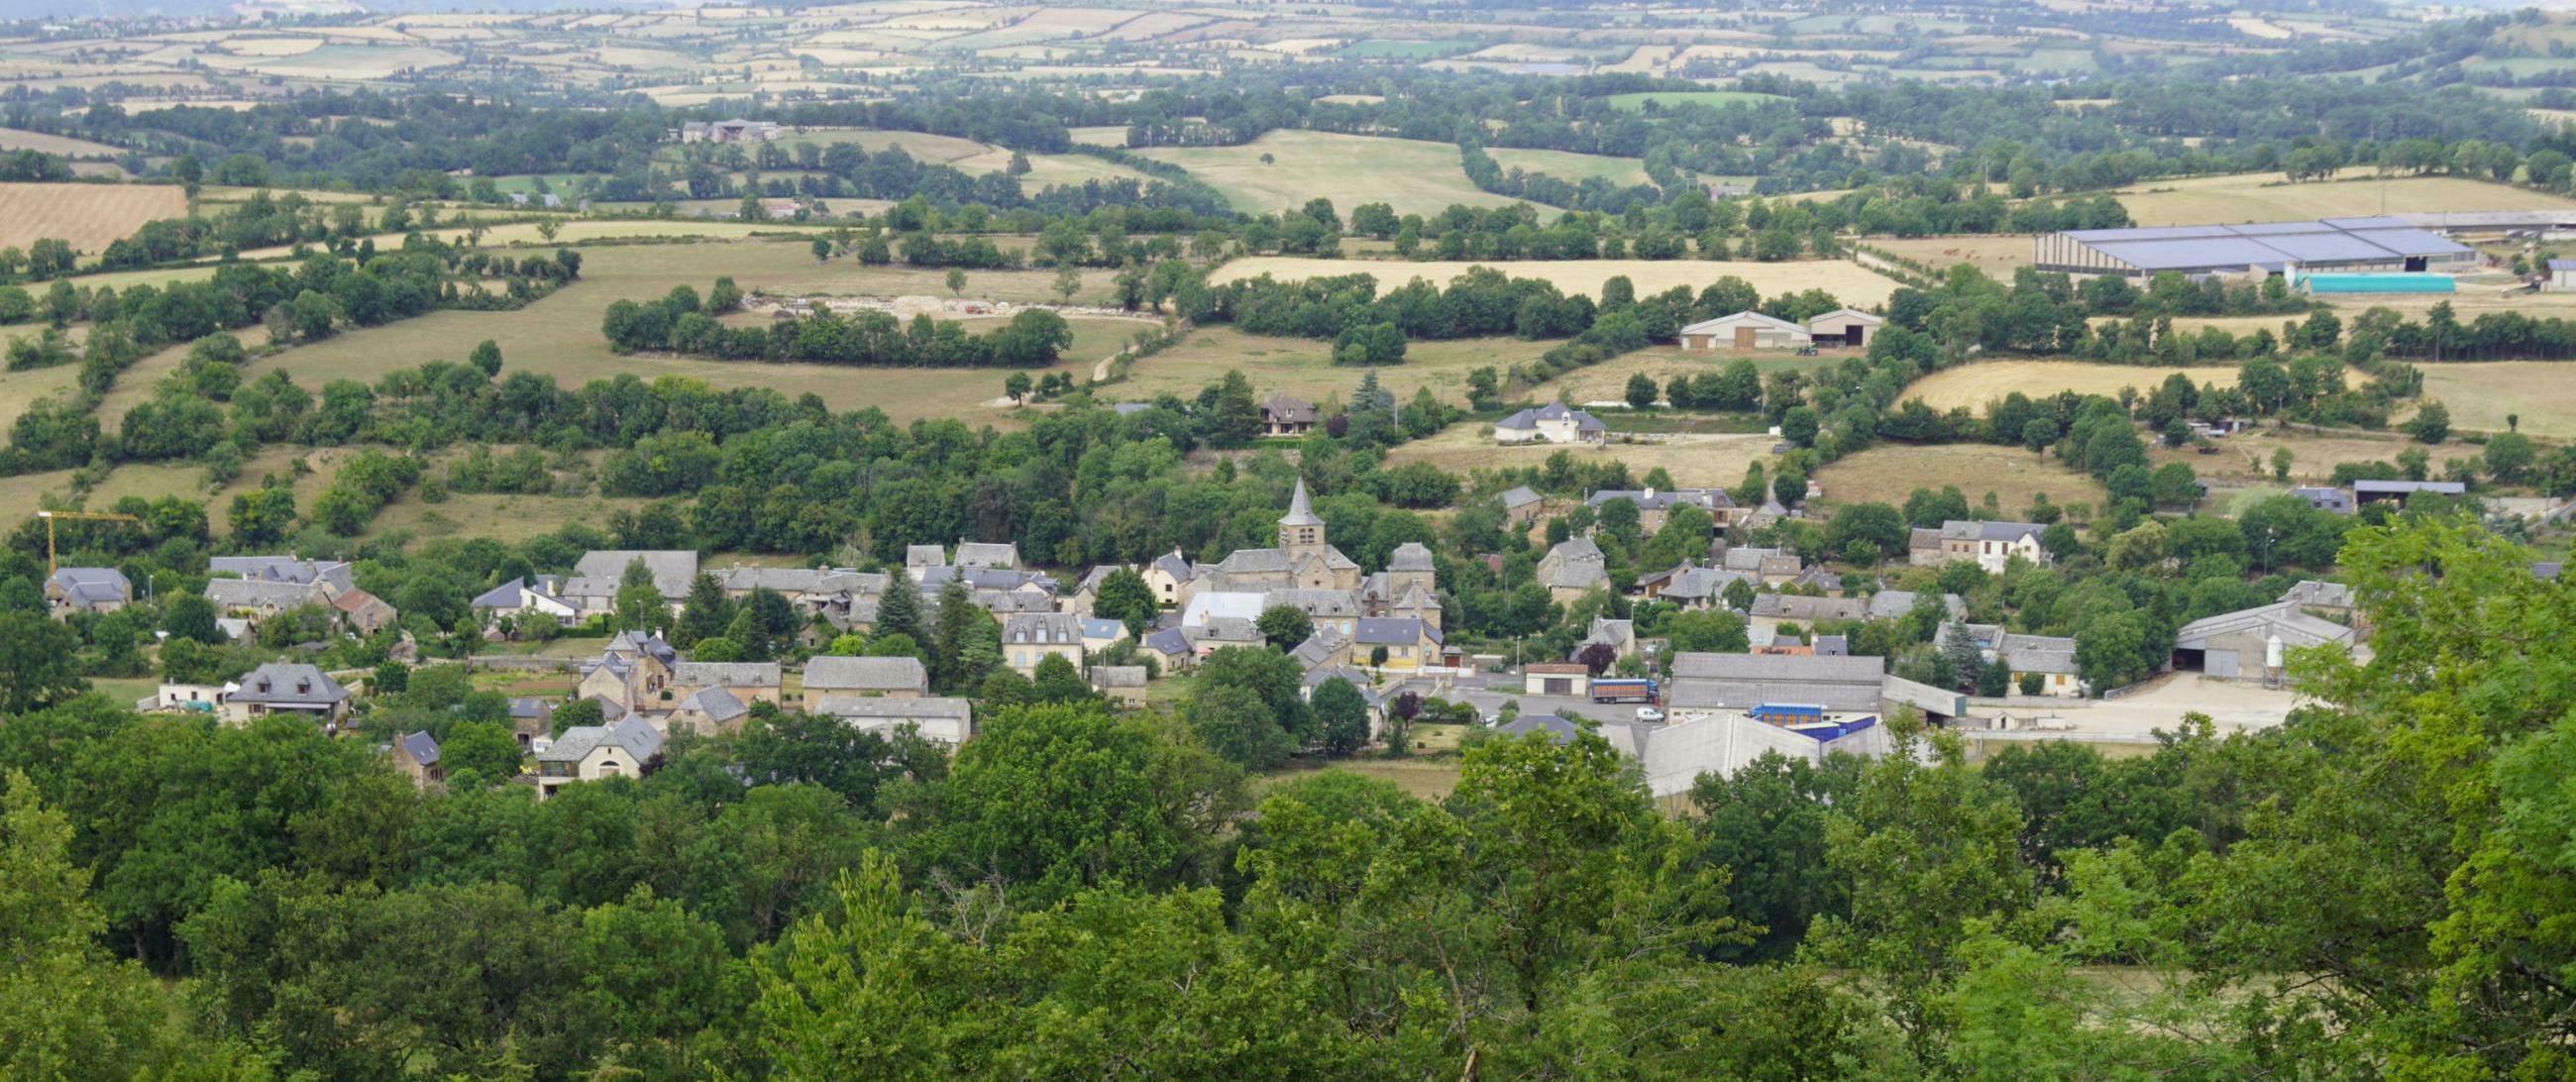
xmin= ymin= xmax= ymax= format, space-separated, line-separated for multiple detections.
xmin=1279 ymin=478 xmax=1325 ymax=557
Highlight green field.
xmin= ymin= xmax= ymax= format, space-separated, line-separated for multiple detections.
xmin=1137 ymin=130 xmax=1516 ymax=218
xmin=1604 ymin=90 xmax=1787 ymax=112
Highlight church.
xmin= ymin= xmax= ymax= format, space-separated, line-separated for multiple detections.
xmin=1200 ymin=480 xmax=1363 ymax=594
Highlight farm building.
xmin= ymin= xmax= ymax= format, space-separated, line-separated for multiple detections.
xmin=2549 ymin=260 xmax=2576 ymax=292
xmin=2032 ymin=217 xmax=2474 ymax=278
xmin=1679 ymin=311 xmax=1810 ymax=350
xmin=2297 ymin=272 xmax=2454 ymax=294
xmin=1805 ymin=308 xmax=1882 ymax=348
xmin=2170 ymin=601 xmax=2357 ymax=681
xmin=2353 ymin=480 xmax=2466 ymax=505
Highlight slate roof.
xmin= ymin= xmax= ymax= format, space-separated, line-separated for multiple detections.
xmin=1495 ymin=401 xmax=1607 ymax=432
xmin=1749 ymin=594 xmax=1868 ymax=622
xmin=399 ymin=730 xmax=439 ymax=767
xmin=1263 ymin=589 xmax=1362 ymax=618
xmin=210 ymin=555 xmax=352 ymax=591
xmin=539 ymin=716 xmax=664 ymax=765
xmin=1079 ymin=616 xmax=1128 ymax=641
xmin=1142 ymin=626 xmax=1192 ymax=657
xmin=672 ymin=661 xmax=780 ymax=689
xmin=676 ymin=686 xmax=749 ymax=724
xmin=1191 ymin=616 xmax=1264 ymax=645
xmin=1280 ymin=478 xmax=1324 ymax=527
xmin=1260 ymin=394 xmax=1318 ymax=424
xmin=1865 ymin=590 xmax=1965 ymax=622
xmin=574 ymin=550 xmax=698 ymax=598
xmin=812 ymin=695 xmax=971 ymax=720
xmin=907 ymin=544 xmax=947 ymax=568
xmin=1354 ymin=616 xmax=1442 ymax=646
xmin=1495 ymin=713 xmax=1589 ymax=745
xmin=206 ymin=578 xmax=322 ymax=609
xmin=1387 ymin=542 xmax=1436 ymax=573
xmin=804 ymin=655 xmax=928 ymax=692
xmin=954 ymin=541 xmax=1020 ymax=569
xmin=226 ymin=663 xmax=349 ymax=707
xmin=1999 ymin=633 xmax=2079 ymax=676
xmin=1586 ymin=487 xmax=1734 ymax=512
xmin=50 ymin=567 xmax=128 ymax=605
xmin=1003 ymin=612 xmax=1085 ymax=645
xmin=1289 ymin=629 xmax=1349 ymax=669
xmin=1149 ymin=550 xmax=1195 ymax=582
xmin=1940 ymin=520 xmax=2046 ymax=544
xmin=1500 ymin=486 xmax=1542 ymax=509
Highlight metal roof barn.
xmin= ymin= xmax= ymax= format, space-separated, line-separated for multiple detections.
xmin=2036 ymin=217 xmax=2475 ymax=277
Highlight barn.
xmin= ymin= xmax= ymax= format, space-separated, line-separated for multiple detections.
xmin=2170 ymin=601 xmax=2357 ymax=681
xmin=2033 ymin=217 xmax=2475 ymax=279
xmin=1678 ymin=311 xmax=1810 ymax=350
xmin=1805 ymin=307 xmax=1882 ymax=349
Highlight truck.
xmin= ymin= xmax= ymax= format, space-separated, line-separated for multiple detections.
xmin=1590 ymin=678 xmax=1658 ymax=703
xmin=1750 ymin=702 xmax=1828 ymax=726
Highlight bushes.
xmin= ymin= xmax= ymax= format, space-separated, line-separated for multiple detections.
xmin=604 ymin=282 xmax=1074 ymax=368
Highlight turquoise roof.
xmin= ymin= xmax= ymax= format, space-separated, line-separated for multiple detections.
xmin=2298 ymin=273 xmax=2454 ymax=294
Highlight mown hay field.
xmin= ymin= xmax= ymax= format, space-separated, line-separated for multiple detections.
xmin=0 ymin=181 xmax=185 ymax=252
xmin=1812 ymin=443 xmax=2106 ymax=514
xmin=1902 ymin=361 xmax=2241 ymax=411
xmin=1137 ymin=131 xmax=1515 ymax=218
xmin=2111 ymin=170 xmax=2576 ymax=226
xmin=0 ymin=127 xmax=127 ymax=157
xmin=1209 ymin=257 xmax=1900 ymax=306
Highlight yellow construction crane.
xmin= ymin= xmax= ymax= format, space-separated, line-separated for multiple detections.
xmin=33 ymin=510 xmax=142 ymax=576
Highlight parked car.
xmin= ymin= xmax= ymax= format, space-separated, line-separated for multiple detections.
xmin=1635 ymin=706 xmax=1665 ymax=722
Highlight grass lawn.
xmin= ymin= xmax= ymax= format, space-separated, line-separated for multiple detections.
xmin=1389 ymin=422 xmax=1772 ymax=488
xmin=1603 ymin=90 xmax=1786 ymax=111
xmin=1901 ymin=360 xmax=2241 ymax=412
xmin=1812 ymin=443 xmax=2106 ymax=515
xmin=1137 ymin=131 xmax=1515 ymax=219
xmin=242 ymin=239 xmax=1131 ymax=425
xmin=1112 ymin=328 xmax=1563 ymax=408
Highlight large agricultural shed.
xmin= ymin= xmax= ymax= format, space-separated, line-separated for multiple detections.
xmin=2032 ymin=217 xmax=2475 ymax=278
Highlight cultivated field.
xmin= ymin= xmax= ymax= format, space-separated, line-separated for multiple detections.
xmin=1388 ymin=424 xmax=1772 ymax=488
xmin=1137 ymin=131 xmax=1515 ymax=218
xmin=1902 ymin=361 xmax=2241 ymax=411
xmin=1208 ymin=257 xmax=1901 ymax=305
xmin=2415 ymin=362 xmax=2576 ymax=437
xmin=2111 ymin=170 xmax=2576 ymax=226
xmin=1812 ymin=443 xmax=2106 ymax=514
xmin=0 ymin=181 xmax=185 ymax=253
xmin=1113 ymin=327 xmax=1564 ymax=406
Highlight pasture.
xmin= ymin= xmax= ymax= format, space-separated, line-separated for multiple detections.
xmin=0 ymin=181 xmax=185 ymax=253
xmin=1208 ymin=257 xmax=1901 ymax=306
xmin=1136 ymin=131 xmax=1514 ymax=218
xmin=1389 ymin=424 xmax=1772 ymax=488
xmin=2111 ymin=170 xmax=2576 ymax=226
xmin=1484 ymin=147 xmax=1654 ymax=187
xmin=1114 ymin=327 xmax=1563 ymax=406
xmin=2146 ymin=428 xmax=2422 ymax=485
xmin=1811 ymin=443 xmax=2106 ymax=514
xmin=1902 ymin=361 xmax=2241 ymax=411
xmin=2415 ymin=362 xmax=2576 ymax=437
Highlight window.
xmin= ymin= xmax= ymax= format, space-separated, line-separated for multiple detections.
xmin=596 ymin=759 xmax=621 ymax=777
